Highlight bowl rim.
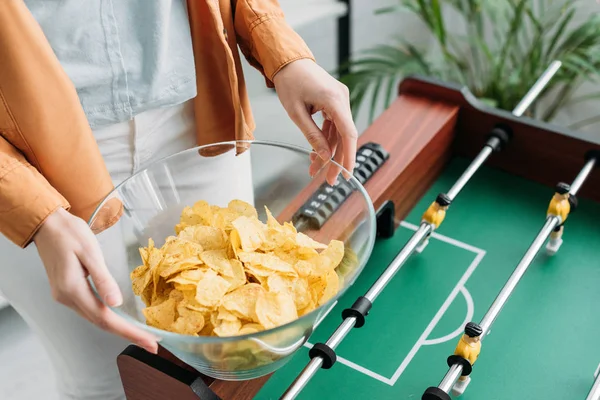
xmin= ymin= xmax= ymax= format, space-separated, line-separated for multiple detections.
xmin=87 ymin=139 xmax=377 ymax=344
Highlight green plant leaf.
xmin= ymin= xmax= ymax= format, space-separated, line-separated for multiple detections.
xmin=431 ymin=0 xmax=446 ymax=46
xmin=545 ymin=8 xmax=575 ymax=61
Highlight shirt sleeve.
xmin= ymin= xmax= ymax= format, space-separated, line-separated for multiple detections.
xmin=0 ymin=135 xmax=70 ymax=247
xmin=232 ymin=0 xmax=315 ymax=87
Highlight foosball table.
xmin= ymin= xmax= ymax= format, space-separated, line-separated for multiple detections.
xmin=116 ymin=64 xmax=600 ymax=400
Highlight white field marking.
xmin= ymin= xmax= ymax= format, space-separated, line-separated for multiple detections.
xmin=400 ymin=221 xmax=485 ymax=254
xmin=422 ymin=286 xmax=474 ymax=345
xmin=304 ymin=300 xmax=392 ymax=385
xmin=389 ymin=250 xmax=485 ymax=385
xmin=299 ymin=221 xmax=486 ymax=387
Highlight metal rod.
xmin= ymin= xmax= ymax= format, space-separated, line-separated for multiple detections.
xmin=364 ymin=223 xmax=431 ymax=301
xmin=280 ymin=318 xmax=356 ymax=400
xmin=446 ymin=145 xmax=494 ymax=201
xmin=586 ymin=366 xmax=600 ymax=400
xmin=434 ymin=157 xmax=595 ymax=395
xmin=280 ymin=224 xmax=431 ymax=399
xmin=512 ymin=60 xmax=562 ymax=117
xmin=445 ymin=60 xmax=562 ymax=201
xmin=479 ymin=216 xmax=557 ymax=333
xmin=281 ymin=359 xmax=323 ymax=400
xmin=282 ymin=60 xmax=564 ymax=400
xmin=438 ymin=364 xmax=463 ymax=393
xmin=570 ymin=157 xmax=597 ymax=195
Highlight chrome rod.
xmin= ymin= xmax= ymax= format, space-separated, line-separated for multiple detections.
xmin=446 ymin=145 xmax=494 ymax=201
xmin=586 ymin=366 xmax=600 ymax=400
xmin=364 ymin=223 xmax=431 ymax=301
xmin=570 ymin=157 xmax=597 ymax=195
xmin=438 ymin=364 xmax=463 ymax=393
xmin=445 ymin=60 xmax=561 ymax=201
xmin=283 ymin=61 xmax=564 ymax=400
xmin=434 ymin=156 xmax=595 ymax=396
xmin=479 ymin=216 xmax=557 ymax=334
xmin=512 ymin=60 xmax=562 ymax=117
xmin=280 ymin=318 xmax=356 ymax=400
xmin=280 ymin=358 xmax=323 ymax=400
xmin=280 ymin=224 xmax=431 ymax=399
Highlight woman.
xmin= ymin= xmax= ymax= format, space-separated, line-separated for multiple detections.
xmin=0 ymin=1 xmax=358 ymax=399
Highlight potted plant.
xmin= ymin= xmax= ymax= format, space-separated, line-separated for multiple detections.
xmin=340 ymin=0 xmax=600 ymax=129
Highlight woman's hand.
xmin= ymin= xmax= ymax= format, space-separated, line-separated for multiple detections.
xmin=273 ymin=59 xmax=358 ymax=184
xmin=34 ymin=207 xmax=158 ymax=354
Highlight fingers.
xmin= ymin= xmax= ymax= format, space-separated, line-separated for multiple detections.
xmin=77 ymin=237 xmax=123 ymax=307
xmin=289 ymin=105 xmax=331 ymax=161
xmin=326 ymin=124 xmax=343 ymax=185
xmin=75 ymin=280 xmax=159 ymax=354
xmin=309 ymin=119 xmax=331 ymax=177
xmin=50 ymin=255 xmax=158 ymax=354
xmin=327 ymin=97 xmax=358 ymax=179
xmin=330 ymin=136 xmax=345 ymax=183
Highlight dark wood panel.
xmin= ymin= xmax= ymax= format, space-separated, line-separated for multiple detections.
xmin=399 ymin=75 xmax=600 ymax=202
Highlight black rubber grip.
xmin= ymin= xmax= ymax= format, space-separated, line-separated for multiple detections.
xmin=486 ymin=124 xmax=512 ymax=151
xmin=341 ymin=296 xmax=372 ymax=328
xmin=422 ymin=387 xmax=451 ymax=400
xmin=308 ymin=343 xmax=337 ymax=369
xmin=447 ymin=355 xmax=473 ymax=376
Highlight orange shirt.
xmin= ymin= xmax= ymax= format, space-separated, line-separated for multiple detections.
xmin=0 ymin=0 xmax=314 ymax=247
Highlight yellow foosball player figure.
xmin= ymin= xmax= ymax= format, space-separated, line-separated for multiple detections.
xmin=450 ymin=322 xmax=482 ymax=396
xmin=545 ymin=182 xmax=576 ymax=256
xmin=415 ymin=193 xmax=451 ymax=253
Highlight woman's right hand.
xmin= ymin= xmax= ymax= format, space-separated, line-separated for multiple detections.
xmin=33 ymin=207 xmax=159 ymax=354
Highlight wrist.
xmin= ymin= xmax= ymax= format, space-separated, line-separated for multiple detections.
xmin=33 ymin=207 xmax=70 ymax=243
xmin=272 ymin=58 xmax=315 ymax=86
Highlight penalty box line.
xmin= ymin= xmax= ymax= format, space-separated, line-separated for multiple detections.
xmin=304 ymin=221 xmax=486 ymax=386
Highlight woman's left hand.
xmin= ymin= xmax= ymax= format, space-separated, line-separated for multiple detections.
xmin=273 ymin=59 xmax=357 ymax=184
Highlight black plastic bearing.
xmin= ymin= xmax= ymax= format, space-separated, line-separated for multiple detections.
xmin=486 ymin=124 xmax=512 ymax=151
xmin=447 ymin=355 xmax=473 ymax=376
xmin=341 ymin=296 xmax=372 ymax=328
xmin=422 ymin=387 xmax=452 ymax=400
xmin=308 ymin=343 xmax=337 ymax=369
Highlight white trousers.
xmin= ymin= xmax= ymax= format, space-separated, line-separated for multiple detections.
xmin=0 ymin=100 xmax=253 ymax=399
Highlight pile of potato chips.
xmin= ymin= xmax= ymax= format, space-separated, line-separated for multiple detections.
xmin=130 ymin=199 xmax=345 ymax=338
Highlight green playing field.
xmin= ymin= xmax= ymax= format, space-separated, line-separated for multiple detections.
xmin=254 ymin=157 xmax=600 ymax=400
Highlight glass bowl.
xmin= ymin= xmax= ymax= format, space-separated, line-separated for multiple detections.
xmin=87 ymin=140 xmax=376 ymax=380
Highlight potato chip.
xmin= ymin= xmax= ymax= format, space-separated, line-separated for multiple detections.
xmin=179 ymin=225 xmax=227 ymax=251
xmin=228 ymin=200 xmax=258 ymax=219
xmin=266 ymin=275 xmax=311 ymax=310
xmin=134 ymin=198 xmax=347 ymax=338
xmin=318 ymin=269 xmax=339 ymax=306
xmin=238 ymin=252 xmax=297 ymax=276
xmin=232 ymin=216 xmax=266 ymax=252
xmin=255 ymin=291 xmax=298 ymax=330
xmin=321 ymin=240 xmax=345 ymax=268
xmin=295 ymin=232 xmax=328 ymax=250
xmin=191 ymin=200 xmax=214 ymax=224
xmin=171 ymin=311 xmax=205 ymax=335
xmin=195 ymin=269 xmax=231 ymax=308
xmin=221 ymin=283 xmax=265 ymax=321
xmin=200 ymin=249 xmax=234 ymax=277
xmin=143 ymin=297 xmax=177 ymax=329
xmin=213 ymin=318 xmax=242 ymax=337
xmin=159 ymin=256 xmax=203 ymax=279
xmin=238 ymin=323 xmax=265 ymax=335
